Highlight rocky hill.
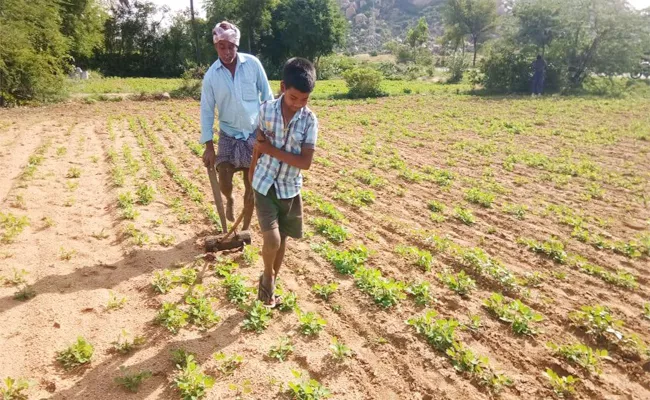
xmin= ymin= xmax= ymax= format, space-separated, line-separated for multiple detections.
xmin=338 ymin=0 xmax=508 ymax=54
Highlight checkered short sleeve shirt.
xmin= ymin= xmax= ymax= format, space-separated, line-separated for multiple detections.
xmin=251 ymin=96 xmax=318 ymax=199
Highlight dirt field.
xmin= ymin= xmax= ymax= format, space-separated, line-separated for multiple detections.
xmin=0 ymin=93 xmax=649 ymax=399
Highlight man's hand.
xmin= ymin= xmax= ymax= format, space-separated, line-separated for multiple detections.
xmin=254 ymin=136 xmax=273 ymax=155
xmin=202 ymin=141 xmax=216 ymax=168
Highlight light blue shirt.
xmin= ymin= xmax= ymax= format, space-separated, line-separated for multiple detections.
xmin=200 ymin=53 xmax=273 ymax=144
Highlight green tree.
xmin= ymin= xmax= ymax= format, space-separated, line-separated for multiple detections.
xmin=0 ymin=0 xmax=69 ymax=105
xmin=406 ymin=17 xmax=429 ymax=48
xmin=443 ymin=0 xmax=498 ymax=66
xmin=261 ymin=0 xmax=346 ymax=73
xmin=59 ymin=0 xmax=108 ymax=61
xmin=512 ymin=0 xmax=562 ymax=56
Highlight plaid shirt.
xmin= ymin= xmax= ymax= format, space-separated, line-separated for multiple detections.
xmin=252 ymin=95 xmax=318 ymax=199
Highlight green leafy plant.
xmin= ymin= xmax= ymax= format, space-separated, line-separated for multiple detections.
xmin=643 ymin=303 xmax=650 ymax=320
xmin=312 ymin=282 xmax=339 ymax=301
xmin=276 ymin=288 xmax=298 ymax=312
xmin=112 ymin=330 xmax=146 ymax=354
xmin=310 ymin=217 xmax=348 ymax=243
xmin=115 ymin=366 xmax=152 ymax=393
xmin=171 ymin=349 xmax=196 ymax=368
xmin=302 ymin=190 xmax=344 ymax=221
xmin=330 ymin=337 xmax=352 ymax=360
xmin=427 ymin=200 xmax=446 ymax=213
xmin=484 ymin=293 xmax=543 ymax=335
xmin=178 ymin=266 xmax=198 ymax=285
xmin=106 ymin=291 xmax=127 ymax=310
xmin=13 ymin=285 xmax=36 ymax=301
xmin=156 ymin=234 xmax=175 ymax=247
xmin=446 ymin=341 xmax=489 ymax=375
xmin=544 ymin=368 xmax=578 ymax=398
xmin=354 ymin=266 xmax=406 ymax=308
xmin=334 ymin=186 xmax=375 ymax=207
xmin=222 ymin=273 xmax=252 ymax=304
xmin=454 ymin=206 xmax=475 ymax=225
xmin=465 ymin=187 xmax=495 ymax=207
xmin=313 ymin=243 xmax=368 ymax=275
xmin=438 ymin=270 xmax=476 ymax=297
xmin=155 ymin=302 xmax=189 ymax=334
xmin=287 ymin=370 xmax=331 ymax=400
xmin=56 ymin=337 xmax=94 ymax=370
xmin=568 ymin=304 xmax=624 ymax=340
xmin=213 ymin=259 xmax=238 ymax=277
xmin=353 ymin=169 xmax=386 ymax=188
xmin=269 ymin=337 xmax=294 ymax=362
xmin=0 ymin=212 xmax=30 ymax=243
xmin=185 ymin=291 xmax=220 ymax=329
xmin=213 ymin=352 xmax=243 ymax=375
xmin=298 ymin=310 xmax=327 ymax=336
xmin=547 ymin=342 xmax=608 ymax=374
xmin=242 ymin=300 xmax=273 ymax=332
xmin=174 ymin=355 xmax=215 ymax=400
xmin=136 ymin=183 xmax=155 ymax=205
xmin=395 ymin=245 xmax=434 ymax=272
xmin=0 ymin=377 xmax=30 ymax=400
xmin=151 ymin=269 xmax=177 ymax=294
xmin=3 ymin=268 xmax=28 ymax=286
xmin=406 ymin=281 xmax=434 ymax=306
xmin=502 ymin=203 xmax=528 ymax=220
xmin=242 ymin=245 xmax=260 ymax=266
xmin=518 ymin=237 xmax=567 ymax=264
xmin=407 ymin=310 xmax=459 ymax=352
xmin=459 ymin=247 xmax=519 ymax=291
xmin=66 ymin=167 xmax=81 ymax=178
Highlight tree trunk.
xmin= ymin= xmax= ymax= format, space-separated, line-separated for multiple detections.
xmin=248 ymin=27 xmax=252 ymax=54
xmin=189 ymin=0 xmax=201 ymax=64
xmin=472 ymin=36 xmax=477 ymax=66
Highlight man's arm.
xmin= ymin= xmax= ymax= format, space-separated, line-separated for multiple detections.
xmin=256 ymin=59 xmax=274 ymax=102
xmin=200 ymin=71 xmax=216 ymax=144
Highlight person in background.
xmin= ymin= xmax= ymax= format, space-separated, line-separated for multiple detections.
xmin=200 ymin=21 xmax=273 ymax=231
xmin=532 ymin=55 xmax=547 ymax=97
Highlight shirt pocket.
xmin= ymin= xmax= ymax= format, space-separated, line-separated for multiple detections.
xmin=287 ymin=128 xmax=306 ymax=154
xmin=241 ymin=80 xmax=258 ymax=102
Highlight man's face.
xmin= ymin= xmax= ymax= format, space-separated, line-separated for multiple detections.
xmin=281 ymin=83 xmax=310 ymax=113
xmin=215 ymin=41 xmax=237 ymax=65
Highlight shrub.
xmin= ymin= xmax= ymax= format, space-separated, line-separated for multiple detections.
xmin=343 ymin=68 xmax=385 ymax=98
xmin=447 ymin=54 xmax=469 ymax=84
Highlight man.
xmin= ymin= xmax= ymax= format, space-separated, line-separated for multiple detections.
xmin=532 ymin=55 xmax=547 ymax=97
xmin=200 ymin=21 xmax=273 ymax=231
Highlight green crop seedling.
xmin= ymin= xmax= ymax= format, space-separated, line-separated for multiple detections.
xmin=115 ymin=366 xmax=152 ymax=393
xmin=56 ymin=337 xmax=94 ymax=370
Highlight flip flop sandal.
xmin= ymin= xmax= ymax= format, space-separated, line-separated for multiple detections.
xmin=257 ymin=275 xmax=277 ymax=309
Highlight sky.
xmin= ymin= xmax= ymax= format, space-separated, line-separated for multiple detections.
xmin=149 ymin=0 xmax=650 ymax=17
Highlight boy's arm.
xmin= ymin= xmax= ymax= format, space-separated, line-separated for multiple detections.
xmin=255 ymin=114 xmax=317 ymax=170
xmin=255 ymin=142 xmax=315 ymax=170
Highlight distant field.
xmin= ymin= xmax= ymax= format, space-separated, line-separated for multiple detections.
xmin=67 ymin=77 xmax=466 ymax=99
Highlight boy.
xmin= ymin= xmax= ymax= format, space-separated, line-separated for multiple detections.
xmin=248 ymin=58 xmax=318 ymax=308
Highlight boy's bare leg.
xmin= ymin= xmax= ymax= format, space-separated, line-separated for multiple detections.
xmin=242 ymin=170 xmax=254 ymax=231
xmin=273 ymin=234 xmax=287 ymax=280
xmin=217 ymin=163 xmax=235 ymax=221
xmin=261 ymin=228 xmax=282 ymax=304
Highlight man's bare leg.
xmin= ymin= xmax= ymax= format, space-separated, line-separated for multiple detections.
xmin=217 ymin=162 xmax=235 ymax=221
xmin=242 ymin=169 xmax=255 ymax=231
xmin=273 ymin=234 xmax=287 ymax=281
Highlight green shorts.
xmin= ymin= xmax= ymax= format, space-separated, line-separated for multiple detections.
xmin=254 ymin=187 xmax=303 ymax=239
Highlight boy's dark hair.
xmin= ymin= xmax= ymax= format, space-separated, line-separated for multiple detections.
xmin=282 ymin=57 xmax=316 ymax=93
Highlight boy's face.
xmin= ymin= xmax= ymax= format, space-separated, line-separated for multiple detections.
xmin=280 ymin=82 xmax=310 ymax=113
